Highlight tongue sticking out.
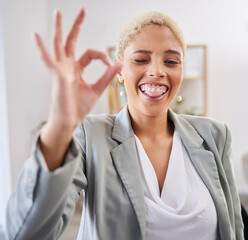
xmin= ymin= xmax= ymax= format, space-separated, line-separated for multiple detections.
xmin=140 ymin=84 xmax=167 ymax=98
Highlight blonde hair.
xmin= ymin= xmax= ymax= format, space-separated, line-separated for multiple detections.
xmin=115 ymin=11 xmax=186 ymax=61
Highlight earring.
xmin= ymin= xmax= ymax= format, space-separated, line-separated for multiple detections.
xmin=120 ymin=90 xmax=125 ymax=97
xmin=177 ymin=95 xmax=182 ymax=103
xmin=176 ymin=87 xmax=183 ymax=103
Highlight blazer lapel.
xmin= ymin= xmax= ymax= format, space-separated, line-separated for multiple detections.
xmin=168 ymin=109 xmax=232 ymax=240
xmin=111 ymin=106 xmax=146 ymax=239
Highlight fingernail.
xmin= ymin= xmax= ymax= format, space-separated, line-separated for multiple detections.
xmin=106 ymin=56 xmax=115 ymax=66
xmin=104 ymin=58 xmax=111 ymax=65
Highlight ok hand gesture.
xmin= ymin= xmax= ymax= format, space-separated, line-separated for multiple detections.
xmin=33 ymin=7 xmax=121 ymax=171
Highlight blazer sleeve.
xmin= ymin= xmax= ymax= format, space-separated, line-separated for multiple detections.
xmin=6 ymin=124 xmax=87 ymax=240
xmin=222 ymin=124 xmax=244 ymax=240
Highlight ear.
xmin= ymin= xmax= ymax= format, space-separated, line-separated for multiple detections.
xmin=116 ymin=61 xmax=124 ymax=83
xmin=117 ymin=73 xmax=124 ymax=83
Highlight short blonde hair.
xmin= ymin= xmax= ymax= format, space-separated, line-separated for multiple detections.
xmin=115 ymin=11 xmax=186 ymax=61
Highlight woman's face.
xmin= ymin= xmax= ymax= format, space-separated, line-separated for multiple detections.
xmin=119 ymin=25 xmax=183 ymax=118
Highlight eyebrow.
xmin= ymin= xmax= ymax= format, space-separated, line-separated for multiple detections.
xmin=132 ymin=50 xmax=152 ymax=54
xmin=165 ymin=50 xmax=181 ymax=56
xmin=132 ymin=49 xmax=181 ymax=56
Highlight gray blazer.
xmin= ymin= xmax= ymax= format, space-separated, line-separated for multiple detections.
xmin=6 ymin=106 xmax=244 ymax=240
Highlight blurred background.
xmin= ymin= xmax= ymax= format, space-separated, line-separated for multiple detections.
xmin=1 ymin=0 xmax=248 ymax=238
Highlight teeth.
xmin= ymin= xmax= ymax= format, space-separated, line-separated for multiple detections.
xmin=140 ymin=85 xmax=166 ymax=93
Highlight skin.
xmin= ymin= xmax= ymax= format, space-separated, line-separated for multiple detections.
xmin=34 ymin=7 xmax=183 ymax=194
xmin=34 ymin=7 xmax=121 ymax=171
xmin=118 ymin=25 xmax=183 ymax=193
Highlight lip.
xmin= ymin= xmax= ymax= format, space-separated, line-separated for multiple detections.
xmin=138 ymin=82 xmax=169 ymax=102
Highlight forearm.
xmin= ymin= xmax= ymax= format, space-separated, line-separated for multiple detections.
xmin=40 ymin=121 xmax=75 ymax=171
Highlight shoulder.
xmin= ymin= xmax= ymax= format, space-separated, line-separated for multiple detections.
xmin=73 ymin=113 xmax=116 ymax=146
xmin=83 ymin=113 xmax=116 ymax=131
xmin=177 ymin=113 xmax=230 ymax=153
xmin=178 ymin=114 xmax=227 ymax=136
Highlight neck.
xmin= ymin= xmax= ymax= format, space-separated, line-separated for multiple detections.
xmin=129 ymin=107 xmax=174 ymax=140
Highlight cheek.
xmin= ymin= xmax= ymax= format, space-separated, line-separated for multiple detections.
xmin=123 ymin=79 xmax=136 ymax=94
xmin=122 ymin=71 xmax=140 ymax=96
xmin=170 ymin=68 xmax=183 ymax=83
xmin=122 ymin=65 xmax=143 ymax=85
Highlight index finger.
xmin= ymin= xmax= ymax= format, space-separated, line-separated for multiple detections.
xmin=78 ymin=49 xmax=111 ymax=69
xmin=65 ymin=7 xmax=85 ymax=58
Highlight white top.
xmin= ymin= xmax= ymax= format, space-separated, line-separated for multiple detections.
xmin=134 ymin=130 xmax=218 ymax=240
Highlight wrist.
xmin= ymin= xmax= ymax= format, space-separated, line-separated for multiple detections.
xmin=41 ymin=121 xmax=74 ymax=146
xmin=39 ymin=122 xmax=74 ymax=171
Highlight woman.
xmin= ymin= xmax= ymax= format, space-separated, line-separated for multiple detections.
xmin=6 ymin=6 xmax=243 ymax=240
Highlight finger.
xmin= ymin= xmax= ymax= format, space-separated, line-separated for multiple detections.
xmin=53 ymin=10 xmax=64 ymax=61
xmin=65 ymin=7 xmax=85 ymax=58
xmin=92 ymin=63 xmax=122 ymax=96
xmin=33 ymin=33 xmax=55 ymax=69
xmin=78 ymin=49 xmax=111 ymax=69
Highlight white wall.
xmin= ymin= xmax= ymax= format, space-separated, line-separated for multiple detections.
xmin=0 ymin=0 xmax=11 ymax=232
xmin=3 ymin=0 xmax=248 ymax=192
xmin=2 ymin=0 xmax=51 ymax=187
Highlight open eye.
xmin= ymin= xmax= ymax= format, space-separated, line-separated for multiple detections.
xmin=164 ymin=60 xmax=179 ymax=65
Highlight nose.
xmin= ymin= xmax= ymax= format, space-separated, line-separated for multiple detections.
xmin=146 ymin=61 xmax=166 ymax=79
xmin=148 ymin=72 xmax=165 ymax=78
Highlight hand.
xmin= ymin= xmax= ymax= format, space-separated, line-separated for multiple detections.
xmin=33 ymin=7 xmax=121 ymax=171
xmin=34 ymin=7 xmax=121 ymax=132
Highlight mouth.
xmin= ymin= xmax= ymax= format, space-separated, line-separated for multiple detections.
xmin=139 ymin=83 xmax=168 ymax=100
